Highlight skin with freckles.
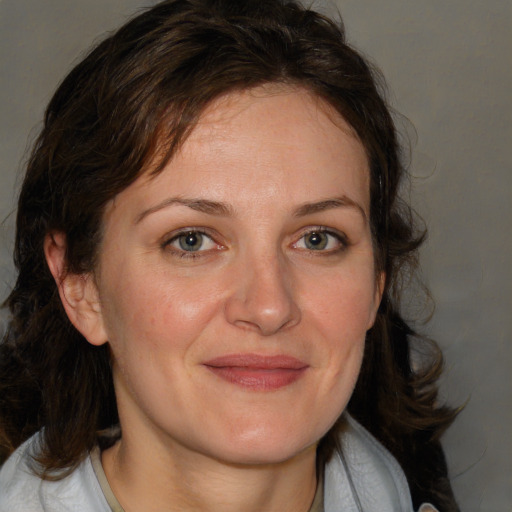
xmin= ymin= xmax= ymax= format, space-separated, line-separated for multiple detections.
xmin=51 ymin=86 xmax=384 ymax=511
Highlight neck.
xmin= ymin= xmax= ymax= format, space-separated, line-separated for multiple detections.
xmin=102 ymin=432 xmax=318 ymax=512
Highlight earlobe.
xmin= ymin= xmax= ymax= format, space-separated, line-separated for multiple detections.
xmin=44 ymin=232 xmax=108 ymax=346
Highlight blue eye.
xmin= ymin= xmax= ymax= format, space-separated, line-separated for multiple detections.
xmin=166 ymin=231 xmax=218 ymax=253
xmin=295 ymin=229 xmax=346 ymax=252
xmin=178 ymin=232 xmax=204 ymax=251
xmin=304 ymin=231 xmax=329 ymax=250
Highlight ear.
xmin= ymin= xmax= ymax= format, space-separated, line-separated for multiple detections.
xmin=44 ymin=232 xmax=108 ymax=346
xmin=367 ymin=270 xmax=386 ymax=330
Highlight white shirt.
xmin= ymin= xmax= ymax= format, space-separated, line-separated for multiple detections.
xmin=0 ymin=415 xmax=438 ymax=512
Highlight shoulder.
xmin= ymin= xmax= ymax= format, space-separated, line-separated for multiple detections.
xmin=324 ymin=414 xmax=438 ymax=512
xmin=0 ymin=432 xmax=110 ymax=512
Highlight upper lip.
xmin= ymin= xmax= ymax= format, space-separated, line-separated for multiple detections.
xmin=203 ymin=353 xmax=308 ymax=370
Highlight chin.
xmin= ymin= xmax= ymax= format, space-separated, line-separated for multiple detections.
xmin=201 ymin=424 xmax=321 ymax=467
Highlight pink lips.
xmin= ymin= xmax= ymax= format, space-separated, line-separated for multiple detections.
xmin=203 ymin=354 xmax=308 ymax=391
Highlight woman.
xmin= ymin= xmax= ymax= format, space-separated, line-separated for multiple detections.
xmin=0 ymin=0 xmax=458 ymax=510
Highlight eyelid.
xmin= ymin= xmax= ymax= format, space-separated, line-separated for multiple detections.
xmin=291 ymin=226 xmax=349 ymax=252
xmin=161 ymin=227 xmax=225 ymax=257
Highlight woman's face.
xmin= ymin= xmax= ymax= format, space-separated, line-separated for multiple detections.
xmin=89 ymin=86 xmax=383 ymax=466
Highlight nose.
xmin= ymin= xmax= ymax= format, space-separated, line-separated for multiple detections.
xmin=224 ymin=252 xmax=301 ymax=336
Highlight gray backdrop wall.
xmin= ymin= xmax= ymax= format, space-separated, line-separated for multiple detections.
xmin=1 ymin=1 xmax=510 ymax=510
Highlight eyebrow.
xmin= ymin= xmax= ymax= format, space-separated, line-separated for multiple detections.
xmin=135 ymin=197 xmax=234 ymax=224
xmin=135 ymin=195 xmax=367 ymax=224
xmin=293 ymin=196 xmax=367 ymax=223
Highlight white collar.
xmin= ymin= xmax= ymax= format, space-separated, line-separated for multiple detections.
xmin=324 ymin=414 xmax=437 ymax=512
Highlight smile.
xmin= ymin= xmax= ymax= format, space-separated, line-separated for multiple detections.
xmin=203 ymin=354 xmax=309 ymax=391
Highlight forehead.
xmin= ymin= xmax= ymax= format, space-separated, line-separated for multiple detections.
xmin=188 ymin=84 xmax=364 ymax=158
xmin=106 ymin=85 xmax=370 ymax=221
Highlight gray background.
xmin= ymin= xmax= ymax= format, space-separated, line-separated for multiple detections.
xmin=0 ymin=0 xmax=510 ymax=510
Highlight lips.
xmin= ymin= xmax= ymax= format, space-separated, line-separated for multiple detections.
xmin=203 ymin=354 xmax=309 ymax=391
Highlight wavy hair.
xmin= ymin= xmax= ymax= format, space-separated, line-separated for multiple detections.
xmin=0 ymin=0 xmax=458 ymax=509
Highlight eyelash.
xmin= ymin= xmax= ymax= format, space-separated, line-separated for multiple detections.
xmin=161 ymin=229 xmax=222 ymax=259
xmin=161 ymin=226 xmax=349 ymax=260
xmin=292 ymin=227 xmax=349 ymax=255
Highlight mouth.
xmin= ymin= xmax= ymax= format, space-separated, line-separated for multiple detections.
xmin=202 ymin=354 xmax=309 ymax=391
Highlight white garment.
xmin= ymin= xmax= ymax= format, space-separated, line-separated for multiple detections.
xmin=0 ymin=415 xmax=438 ymax=512
xmin=323 ymin=415 xmax=439 ymax=512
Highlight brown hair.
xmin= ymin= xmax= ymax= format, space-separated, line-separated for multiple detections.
xmin=0 ymin=0 xmax=458 ymax=508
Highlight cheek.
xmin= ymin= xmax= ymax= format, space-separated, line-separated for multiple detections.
xmin=99 ymin=264 xmax=223 ymax=355
xmin=299 ymin=267 xmax=377 ymax=393
xmin=100 ymin=274 xmax=217 ymax=408
xmin=298 ymin=273 xmax=372 ymax=436
xmin=303 ymin=270 xmax=378 ymax=340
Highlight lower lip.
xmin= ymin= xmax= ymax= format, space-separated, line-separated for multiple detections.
xmin=204 ymin=366 xmax=307 ymax=391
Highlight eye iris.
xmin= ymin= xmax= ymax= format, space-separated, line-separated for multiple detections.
xmin=305 ymin=232 xmax=328 ymax=250
xmin=179 ymin=232 xmax=203 ymax=251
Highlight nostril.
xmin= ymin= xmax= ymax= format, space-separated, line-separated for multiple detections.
xmin=223 ymin=273 xmax=301 ymax=336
